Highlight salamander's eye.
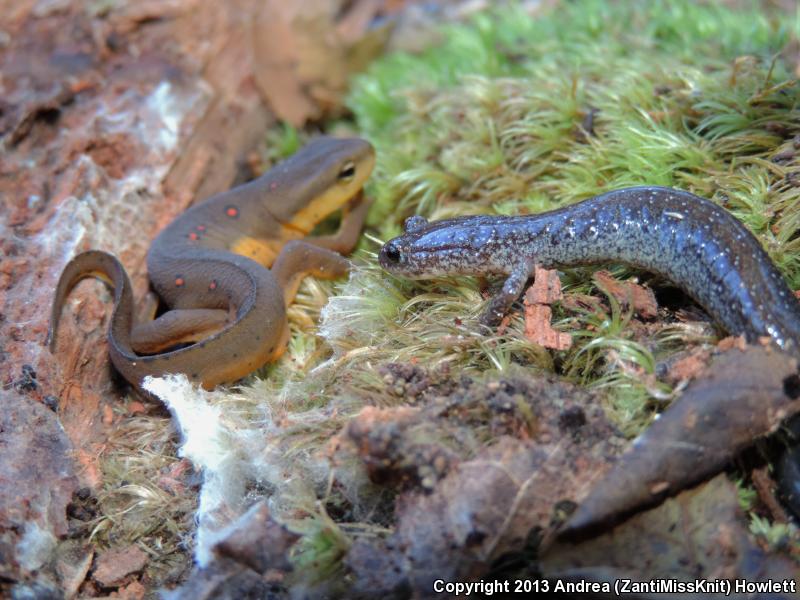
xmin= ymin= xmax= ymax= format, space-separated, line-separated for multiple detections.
xmin=382 ymin=242 xmax=402 ymax=263
xmin=338 ymin=161 xmax=356 ymax=183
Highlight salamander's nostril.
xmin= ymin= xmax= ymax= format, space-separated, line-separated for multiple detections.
xmin=383 ymin=242 xmax=401 ymax=263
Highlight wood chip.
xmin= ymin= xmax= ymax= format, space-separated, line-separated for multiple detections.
xmin=665 ymin=349 xmax=711 ymax=384
xmin=593 ymin=270 xmax=658 ymax=319
xmin=523 ymin=267 xmax=572 ymax=350
xmin=717 ymin=335 xmax=747 ymax=352
xmin=93 ymin=545 xmax=148 ymax=588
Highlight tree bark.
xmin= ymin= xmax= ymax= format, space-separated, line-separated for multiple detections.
xmin=1 ymin=0 xmax=274 ymax=488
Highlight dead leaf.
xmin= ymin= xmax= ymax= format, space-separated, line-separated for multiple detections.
xmin=252 ymin=0 xmax=389 ymax=125
xmin=559 ymin=345 xmax=800 ymax=538
xmin=160 ymin=557 xmax=277 ymax=600
xmin=212 ymin=501 xmax=299 ymax=574
xmin=55 ymin=540 xmax=93 ymax=599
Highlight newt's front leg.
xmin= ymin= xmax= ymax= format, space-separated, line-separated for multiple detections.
xmin=271 ymin=241 xmax=352 ymax=307
xmin=306 ymin=193 xmax=373 ymax=255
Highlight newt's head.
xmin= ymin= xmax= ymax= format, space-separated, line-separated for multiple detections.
xmin=380 ymin=214 xmax=506 ymax=278
xmin=270 ymin=136 xmax=375 ymax=233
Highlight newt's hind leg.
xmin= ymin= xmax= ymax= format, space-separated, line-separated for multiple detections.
xmin=131 ymin=308 xmax=232 ymax=354
xmin=135 ymin=290 xmax=161 ymax=326
xmin=306 ymin=194 xmax=372 ymax=255
xmin=271 ymin=240 xmax=351 ymax=307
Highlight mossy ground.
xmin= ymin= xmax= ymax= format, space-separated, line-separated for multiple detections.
xmin=94 ymin=0 xmax=800 ymax=586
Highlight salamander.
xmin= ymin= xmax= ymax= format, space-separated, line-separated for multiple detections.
xmin=379 ymin=184 xmax=800 ymax=516
xmin=380 ymin=186 xmax=800 ymax=349
xmin=49 ymin=136 xmax=375 ymax=390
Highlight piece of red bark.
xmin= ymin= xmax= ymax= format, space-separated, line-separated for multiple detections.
xmin=92 ymin=545 xmax=148 ymax=588
xmin=523 ymin=266 xmax=572 ymax=350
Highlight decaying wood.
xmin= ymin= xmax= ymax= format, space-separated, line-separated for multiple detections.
xmin=560 ymin=344 xmax=800 ymax=538
xmin=0 ymin=0 xmax=385 ymax=594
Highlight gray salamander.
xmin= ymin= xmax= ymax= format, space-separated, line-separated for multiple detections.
xmin=379 ymin=184 xmax=800 ymax=516
xmin=379 ymin=186 xmax=800 ymax=351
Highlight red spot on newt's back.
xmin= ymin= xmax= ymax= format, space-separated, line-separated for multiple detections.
xmin=196 ymin=225 xmax=206 ymax=231
xmin=208 ymin=280 xmax=218 ymax=291
xmin=188 ymin=232 xmax=199 ymax=241
xmin=175 ymin=277 xmax=185 ymax=287
xmin=225 ymin=206 xmax=239 ymax=218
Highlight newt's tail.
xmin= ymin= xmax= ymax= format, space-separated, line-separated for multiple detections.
xmin=48 ymin=249 xmax=137 ymax=356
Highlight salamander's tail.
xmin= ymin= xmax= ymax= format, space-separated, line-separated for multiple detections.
xmin=47 ymin=250 xmax=136 ymax=356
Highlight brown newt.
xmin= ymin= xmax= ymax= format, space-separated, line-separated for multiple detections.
xmin=48 ymin=136 xmax=375 ymax=390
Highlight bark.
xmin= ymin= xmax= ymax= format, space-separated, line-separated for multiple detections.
xmin=0 ymin=0 xmax=273 ymax=494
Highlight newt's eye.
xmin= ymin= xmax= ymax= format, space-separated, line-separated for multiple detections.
xmin=382 ymin=242 xmax=402 ymax=263
xmin=338 ymin=162 xmax=356 ymax=183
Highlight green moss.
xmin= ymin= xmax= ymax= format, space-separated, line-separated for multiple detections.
xmin=265 ymin=123 xmax=303 ymax=161
xmin=340 ymin=0 xmax=798 ymax=426
xmin=750 ymin=514 xmax=798 ymax=550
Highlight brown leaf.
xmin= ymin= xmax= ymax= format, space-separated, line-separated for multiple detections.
xmin=543 ymin=475 xmax=800 ymax=598
xmin=161 ymin=557 xmax=278 ymax=600
xmin=252 ymin=0 xmax=387 ymax=126
xmin=55 ymin=541 xmax=93 ymax=599
xmin=560 ymin=345 xmax=800 ymax=537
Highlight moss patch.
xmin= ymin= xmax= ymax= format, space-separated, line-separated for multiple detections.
xmin=341 ymin=0 xmax=799 ymax=428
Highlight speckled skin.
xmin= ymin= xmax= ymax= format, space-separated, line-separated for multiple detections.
xmin=381 ymin=185 xmax=800 ymax=517
xmin=49 ymin=137 xmax=375 ymax=390
xmin=380 ymin=186 xmax=800 ymax=351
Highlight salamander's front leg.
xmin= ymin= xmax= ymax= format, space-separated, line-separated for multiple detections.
xmin=479 ymin=262 xmax=534 ymax=327
xmin=271 ymin=240 xmax=351 ymax=307
xmin=307 ymin=193 xmax=372 ymax=255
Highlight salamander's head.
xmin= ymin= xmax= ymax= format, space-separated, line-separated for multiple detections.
xmin=269 ymin=136 xmax=375 ymax=232
xmin=380 ymin=214 xmax=499 ymax=278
